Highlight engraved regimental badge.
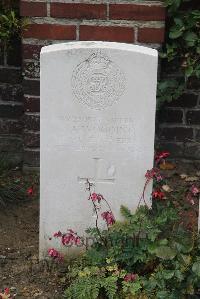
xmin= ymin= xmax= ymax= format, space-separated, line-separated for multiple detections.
xmin=71 ymin=52 xmax=126 ymax=110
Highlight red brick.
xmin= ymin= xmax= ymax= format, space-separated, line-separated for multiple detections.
xmin=186 ymin=110 xmax=200 ymax=125
xmin=20 ymin=1 xmax=47 ymax=17
xmin=51 ymin=3 xmax=106 ymax=19
xmin=80 ymin=25 xmax=134 ymax=43
xmin=24 ymin=96 xmax=40 ymax=113
xmin=138 ymin=28 xmax=165 ymax=43
xmin=24 ymin=114 xmax=40 ymax=131
xmin=0 ymin=103 xmax=23 ymax=118
xmin=158 ymin=109 xmax=183 ymax=124
xmin=110 ymin=4 xmax=166 ymax=21
xmin=23 ymin=79 xmax=40 ymax=96
xmin=24 ymin=150 xmax=40 ymax=167
xmin=0 ymin=119 xmax=23 ymax=135
xmin=22 ymin=44 xmax=42 ymax=60
xmin=160 ymin=127 xmax=193 ymax=142
xmin=24 ymin=132 xmax=40 ymax=148
xmin=23 ymin=24 xmax=76 ymax=40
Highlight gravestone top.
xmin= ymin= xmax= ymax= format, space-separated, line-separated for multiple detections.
xmin=41 ymin=41 xmax=157 ymax=56
xmin=40 ymin=41 xmax=158 ymax=258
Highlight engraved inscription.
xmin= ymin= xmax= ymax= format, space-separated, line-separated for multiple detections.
xmin=56 ymin=116 xmax=135 ymax=152
xmin=71 ymin=52 xmax=126 ymax=110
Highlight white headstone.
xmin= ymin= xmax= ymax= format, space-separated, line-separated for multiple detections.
xmin=40 ymin=41 xmax=158 ymax=258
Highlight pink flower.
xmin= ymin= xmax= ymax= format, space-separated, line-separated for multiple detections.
xmin=61 ymin=230 xmax=81 ymax=246
xmin=155 ymin=151 xmax=170 ymax=163
xmin=152 ymin=190 xmax=165 ymax=200
xmin=124 ymin=273 xmax=137 ymax=282
xmin=90 ymin=193 xmax=103 ymax=202
xmin=27 ymin=186 xmax=33 ymax=196
xmin=191 ymin=185 xmax=200 ymax=196
xmin=186 ymin=193 xmax=195 ymax=205
xmin=4 ymin=288 xmax=10 ymax=296
xmin=48 ymin=248 xmax=63 ymax=262
xmin=145 ymin=168 xmax=159 ymax=180
xmin=53 ymin=231 xmax=62 ymax=238
xmin=101 ymin=211 xmax=115 ymax=226
xmin=156 ymin=174 xmax=163 ymax=182
xmin=145 ymin=168 xmax=163 ymax=183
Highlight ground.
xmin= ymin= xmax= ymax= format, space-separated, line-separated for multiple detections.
xmin=0 ymin=161 xmax=199 ymax=298
xmin=0 ymin=198 xmax=68 ymax=298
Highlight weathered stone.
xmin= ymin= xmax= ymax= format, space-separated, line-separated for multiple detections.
xmin=40 ymin=42 xmax=158 ymax=258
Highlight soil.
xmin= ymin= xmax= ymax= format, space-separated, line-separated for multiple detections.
xmin=0 ymin=161 xmax=199 ymax=298
xmin=0 ymin=173 xmax=66 ymax=299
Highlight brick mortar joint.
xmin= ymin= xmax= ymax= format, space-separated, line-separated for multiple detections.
xmin=24 ymin=130 xmax=40 ymax=134
xmin=25 ymin=112 xmax=40 ymax=116
xmin=159 ymin=124 xmax=199 ymax=129
xmin=0 ymin=65 xmax=21 ymax=70
xmin=24 ymin=148 xmax=40 ymax=152
xmin=20 ymin=0 xmax=165 ymax=6
xmin=26 ymin=17 xmax=165 ymax=28
xmin=0 ymin=101 xmax=24 ymax=106
xmin=184 ymin=108 xmax=200 ymax=112
xmin=0 ymin=136 xmax=23 ymax=140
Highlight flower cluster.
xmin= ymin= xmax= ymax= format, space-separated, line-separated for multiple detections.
xmin=90 ymin=193 xmax=104 ymax=203
xmin=186 ymin=185 xmax=200 ymax=206
xmin=152 ymin=189 xmax=165 ymax=200
xmin=54 ymin=229 xmax=81 ymax=246
xmin=155 ymin=151 xmax=170 ymax=164
xmin=0 ymin=287 xmax=11 ymax=299
xmin=191 ymin=185 xmax=200 ymax=196
xmin=27 ymin=186 xmax=34 ymax=196
xmin=145 ymin=168 xmax=163 ymax=183
xmin=101 ymin=211 xmax=115 ymax=226
xmin=48 ymin=248 xmax=63 ymax=262
xmin=124 ymin=273 xmax=137 ymax=282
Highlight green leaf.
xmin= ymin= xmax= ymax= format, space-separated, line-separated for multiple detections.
xmin=185 ymin=66 xmax=193 ymax=78
xmin=192 ymin=261 xmax=200 ymax=277
xmin=196 ymin=47 xmax=200 ymax=54
xmin=184 ymin=31 xmax=198 ymax=42
xmin=174 ymin=17 xmax=183 ymax=26
xmin=158 ymin=239 xmax=168 ymax=246
xmin=169 ymin=29 xmax=183 ymax=39
xmin=147 ymin=244 xmax=157 ymax=254
xmin=157 ymin=291 xmax=170 ymax=299
xmin=155 ymin=246 xmax=176 ymax=260
xmin=162 ymin=270 xmax=174 ymax=280
xmin=120 ymin=205 xmax=132 ymax=219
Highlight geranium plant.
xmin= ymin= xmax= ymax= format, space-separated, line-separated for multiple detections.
xmin=48 ymin=152 xmax=200 ymax=299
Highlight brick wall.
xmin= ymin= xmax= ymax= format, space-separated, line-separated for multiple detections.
xmin=0 ymin=30 xmax=23 ymax=164
xmin=20 ymin=0 xmax=165 ymax=169
xmin=156 ymin=0 xmax=200 ymax=162
xmin=157 ymin=84 xmax=200 ymax=161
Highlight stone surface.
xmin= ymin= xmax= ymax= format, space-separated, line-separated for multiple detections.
xmin=40 ymin=41 xmax=158 ymax=258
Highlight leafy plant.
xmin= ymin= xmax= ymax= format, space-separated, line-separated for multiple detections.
xmin=157 ymin=0 xmax=200 ymax=107
xmin=48 ymin=152 xmax=200 ymax=298
xmin=0 ymin=1 xmax=27 ymax=55
xmin=0 ymin=154 xmax=35 ymax=206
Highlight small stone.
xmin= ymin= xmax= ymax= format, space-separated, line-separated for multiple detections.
xmin=162 ymin=184 xmax=173 ymax=192
xmin=180 ymin=174 xmax=188 ymax=179
xmin=185 ymin=176 xmax=199 ymax=182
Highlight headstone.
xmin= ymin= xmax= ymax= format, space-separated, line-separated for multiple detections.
xmin=40 ymin=41 xmax=158 ymax=258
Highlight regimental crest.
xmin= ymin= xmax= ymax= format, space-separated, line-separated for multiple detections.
xmin=71 ymin=51 xmax=126 ymax=110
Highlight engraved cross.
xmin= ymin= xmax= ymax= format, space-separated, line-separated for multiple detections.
xmin=78 ymin=158 xmax=115 ymax=188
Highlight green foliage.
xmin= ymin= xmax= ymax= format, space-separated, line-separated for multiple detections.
xmin=65 ymin=199 xmax=200 ymax=298
xmin=0 ymin=154 xmax=28 ymax=206
xmin=157 ymin=0 xmax=200 ymax=107
xmin=0 ymin=1 xmax=27 ymax=49
xmin=65 ymin=265 xmax=119 ymax=299
xmin=156 ymin=79 xmax=184 ymax=108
